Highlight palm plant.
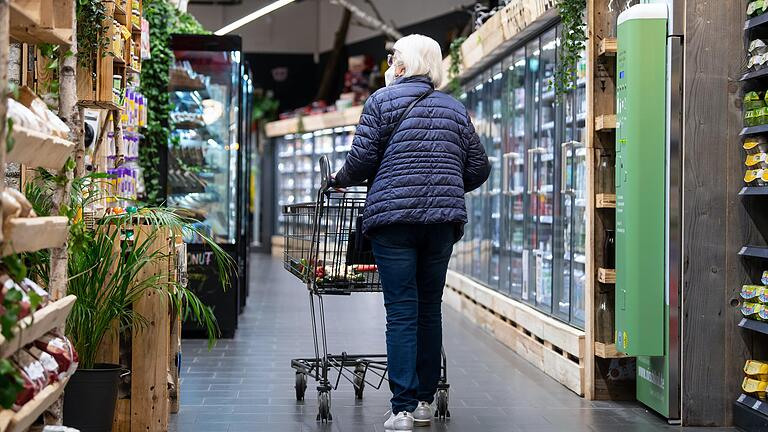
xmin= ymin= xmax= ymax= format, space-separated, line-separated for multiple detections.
xmin=24 ymin=170 xmax=233 ymax=368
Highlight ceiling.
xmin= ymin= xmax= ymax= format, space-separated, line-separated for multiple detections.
xmin=187 ymin=0 xmax=472 ymax=53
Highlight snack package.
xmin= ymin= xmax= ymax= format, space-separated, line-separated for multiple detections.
xmin=750 ymin=39 xmax=768 ymax=55
xmin=744 ymin=169 xmax=768 ymax=185
xmin=749 ymin=0 xmax=768 ymax=17
xmin=745 ymin=360 xmax=768 ymax=381
xmin=746 ymin=91 xmax=765 ymax=111
xmin=27 ymin=347 xmax=60 ymax=385
xmin=743 ymin=376 xmax=768 ymax=400
xmin=0 ymin=277 xmax=32 ymax=319
xmin=12 ymin=362 xmax=37 ymax=410
xmin=14 ymin=351 xmax=46 ymax=395
xmin=35 ymin=331 xmax=79 ymax=377
xmin=741 ymin=285 xmax=766 ymax=302
xmin=742 ymin=302 xmax=766 ymax=320
xmin=744 ymin=136 xmax=768 ymax=154
xmin=746 ymin=153 xmax=768 ymax=168
xmin=20 ymin=278 xmax=49 ymax=310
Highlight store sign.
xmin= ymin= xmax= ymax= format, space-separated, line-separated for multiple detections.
xmin=187 ymin=251 xmax=214 ymax=266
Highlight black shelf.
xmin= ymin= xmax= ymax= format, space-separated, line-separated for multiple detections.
xmin=746 ymin=13 xmax=768 ymax=30
xmin=741 ymin=124 xmax=768 ymax=136
xmin=740 ymin=187 xmax=768 ymax=196
xmin=739 ymin=246 xmax=768 ymax=259
xmin=739 ymin=317 xmax=768 ymax=335
xmin=741 ymin=67 xmax=768 ymax=81
xmin=735 ymin=394 xmax=768 ymax=431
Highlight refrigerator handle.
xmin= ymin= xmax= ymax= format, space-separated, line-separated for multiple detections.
xmin=560 ymin=141 xmax=572 ymax=194
xmin=502 ymin=152 xmax=520 ymax=195
xmin=526 ymin=149 xmax=536 ymax=194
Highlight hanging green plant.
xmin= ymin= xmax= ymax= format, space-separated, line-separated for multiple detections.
xmin=448 ymin=36 xmax=466 ymax=97
xmin=553 ymin=0 xmax=587 ymax=98
xmin=76 ymin=0 xmax=110 ymax=72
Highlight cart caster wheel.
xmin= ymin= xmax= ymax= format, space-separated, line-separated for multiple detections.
xmin=295 ymin=372 xmax=307 ymax=401
xmin=317 ymin=391 xmax=332 ymax=422
xmin=353 ymin=364 xmax=366 ymax=400
xmin=435 ymin=389 xmax=450 ymax=420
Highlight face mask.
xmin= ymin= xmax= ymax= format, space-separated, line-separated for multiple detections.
xmin=384 ymin=66 xmax=397 ymax=86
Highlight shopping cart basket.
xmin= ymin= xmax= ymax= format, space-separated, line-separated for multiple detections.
xmin=282 ymin=155 xmax=450 ymax=422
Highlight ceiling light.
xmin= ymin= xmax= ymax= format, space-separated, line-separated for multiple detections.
xmin=214 ymin=0 xmax=297 ymax=36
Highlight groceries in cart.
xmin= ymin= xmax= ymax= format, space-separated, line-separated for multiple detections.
xmin=293 ymin=258 xmax=377 ymax=286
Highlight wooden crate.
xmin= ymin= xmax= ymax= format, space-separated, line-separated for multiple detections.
xmin=93 ymin=226 xmax=178 ymax=432
xmin=9 ymin=0 xmax=74 ymax=45
xmin=77 ymin=1 xmax=125 ymax=110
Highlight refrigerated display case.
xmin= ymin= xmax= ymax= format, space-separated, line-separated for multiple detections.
xmin=166 ymin=34 xmax=245 ymax=338
xmin=274 ymin=125 xmax=357 ymax=235
xmin=453 ymin=23 xmax=587 ymax=329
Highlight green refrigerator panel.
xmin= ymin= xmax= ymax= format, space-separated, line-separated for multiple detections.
xmin=615 ymin=8 xmax=667 ymax=357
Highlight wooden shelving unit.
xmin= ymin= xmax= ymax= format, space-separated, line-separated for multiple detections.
xmin=0 ymin=377 xmax=71 ymax=432
xmin=597 ymin=268 xmax=616 ymax=284
xmin=8 ymin=126 xmax=75 ymax=169
xmin=0 ymin=295 xmax=76 ymax=359
xmin=9 ymin=0 xmax=73 ymax=45
xmin=595 ymin=114 xmax=616 ymax=132
xmin=596 ymin=193 xmax=616 ymax=208
xmin=598 ymin=37 xmax=617 ymax=56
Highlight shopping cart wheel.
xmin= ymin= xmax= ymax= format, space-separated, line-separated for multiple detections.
xmin=317 ymin=391 xmax=332 ymax=422
xmin=353 ymin=364 xmax=366 ymax=400
xmin=435 ymin=389 xmax=450 ymax=420
xmin=295 ymin=372 xmax=307 ymax=401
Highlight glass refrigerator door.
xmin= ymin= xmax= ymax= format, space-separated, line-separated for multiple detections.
xmin=501 ymin=49 xmax=527 ymax=299
xmin=469 ymin=78 xmax=486 ymax=282
xmin=454 ymin=90 xmax=470 ymax=275
xmin=169 ymin=49 xmax=240 ymax=244
xmin=487 ymin=66 xmax=504 ymax=290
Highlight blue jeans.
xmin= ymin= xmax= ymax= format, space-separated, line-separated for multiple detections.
xmin=370 ymin=223 xmax=458 ymax=414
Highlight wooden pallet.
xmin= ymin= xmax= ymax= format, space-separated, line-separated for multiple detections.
xmin=0 ymin=295 xmax=76 ymax=358
xmin=444 ymin=271 xmax=585 ymax=395
xmin=0 ymin=376 xmax=71 ymax=432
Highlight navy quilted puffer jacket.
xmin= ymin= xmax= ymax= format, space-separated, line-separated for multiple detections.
xmin=334 ymin=75 xmax=491 ymax=235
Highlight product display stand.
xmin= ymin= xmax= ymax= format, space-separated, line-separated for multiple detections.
xmin=735 ymin=9 xmax=768 ymax=431
xmin=584 ymin=0 xmax=635 ymax=401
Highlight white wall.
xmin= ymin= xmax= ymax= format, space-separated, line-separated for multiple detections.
xmin=188 ymin=0 xmax=470 ymax=54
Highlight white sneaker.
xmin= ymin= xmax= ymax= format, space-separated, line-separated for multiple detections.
xmin=412 ymin=401 xmax=432 ymax=427
xmin=384 ymin=411 xmax=414 ymax=431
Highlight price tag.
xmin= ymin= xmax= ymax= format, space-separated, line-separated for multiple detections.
xmin=740 ymin=318 xmax=747 ymax=327
xmin=739 ymin=394 xmax=747 ymax=403
xmin=754 ymin=400 xmax=762 ymax=411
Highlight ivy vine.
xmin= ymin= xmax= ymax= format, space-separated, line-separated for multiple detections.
xmin=553 ymin=0 xmax=587 ymax=98
xmin=140 ymin=0 xmax=208 ymax=203
xmin=76 ymin=0 xmax=110 ymax=72
xmin=448 ymin=36 xmax=466 ymax=97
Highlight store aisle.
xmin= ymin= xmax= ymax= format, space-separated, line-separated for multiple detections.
xmin=170 ymin=254 xmax=733 ymax=432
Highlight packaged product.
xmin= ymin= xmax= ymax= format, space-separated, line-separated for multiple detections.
xmin=746 ymin=153 xmax=768 ymax=168
xmin=12 ymin=362 xmax=37 ymax=410
xmin=27 ymin=347 xmax=60 ymax=385
xmin=745 ymin=360 xmax=768 ymax=381
xmin=34 ymin=331 xmax=79 ymax=376
xmin=741 ymin=285 xmax=767 ymax=302
xmin=750 ymin=39 xmax=768 ymax=55
xmin=744 ymin=136 xmax=768 ymax=154
xmin=745 ymin=110 xmax=757 ymax=127
xmin=743 ymin=376 xmax=768 ymax=400
xmin=760 ymin=270 xmax=768 ymax=285
xmin=748 ymin=53 xmax=768 ymax=70
xmin=749 ymin=1 xmax=768 ymax=17
xmin=14 ymin=350 xmax=47 ymax=394
xmin=744 ymin=169 xmax=768 ymax=185
xmin=20 ymin=278 xmax=49 ymax=309
xmin=745 ymin=91 xmax=765 ymax=111
xmin=1 ymin=276 xmax=32 ymax=319
xmin=742 ymin=301 xmax=765 ymax=320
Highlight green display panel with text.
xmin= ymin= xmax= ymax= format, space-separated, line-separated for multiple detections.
xmin=615 ymin=8 xmax=667 ymax=357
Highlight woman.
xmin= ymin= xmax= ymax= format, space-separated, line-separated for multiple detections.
xmin=333 ymin=34 xmax=491 ymax=431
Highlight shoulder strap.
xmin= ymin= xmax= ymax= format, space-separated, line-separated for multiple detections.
xmin=386 ymin=89 xmax=433 ymax=146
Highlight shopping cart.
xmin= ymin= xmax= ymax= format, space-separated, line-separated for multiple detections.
xmin=282 ymin=155 xmax=451 ymax=422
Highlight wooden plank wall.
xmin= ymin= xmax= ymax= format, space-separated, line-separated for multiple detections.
xmin=681 ymin=0 xmax=751 ymax=426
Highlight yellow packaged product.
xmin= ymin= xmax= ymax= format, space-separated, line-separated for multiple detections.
xmin=743 ymin=377 xmax=768 ymax=400
xmin=741 ymin=285 xmax=767 ymax=302
xmin=742 ymin=302 xmax=765 ymax=320
xmin=746 ymin=153 xmax=768 ymax=168
xmin=744 ymin=136 xmax=768 ymax=154
xmin=745 ymin=360 xmax=768 ymax=381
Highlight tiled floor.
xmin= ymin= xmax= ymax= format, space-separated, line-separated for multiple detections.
xmin=169 ymin=254 xmax=735 ymax=431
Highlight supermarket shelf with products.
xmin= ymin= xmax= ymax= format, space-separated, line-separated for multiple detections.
xmin=0 ymin=377 xmax=71 ymax=432
xmin=0 ymin=295 xmax=77 ymax=359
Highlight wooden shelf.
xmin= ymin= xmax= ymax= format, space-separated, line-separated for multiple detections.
xmin=596 ymin=193 xmax=616 ymax=209
xmin=2 ymin=216 xmax=69 ymax=256
xmin=131 ymin=22 xmax=140 ymax=34
xmin=0 ymin=376 xmax=71 ymax=432
xmin=594 ymin=342 xmax=626 ymax=358
xmin=126 ymin=66 xmax=141 ymax=75
xmin=8 ymin=125 xmax=75 ymax=170
xmin=114 ymin=3 xmax=127 ymax=25
xmin=597 ymin=268 xmax=616 ymax=284
xmin=78 ymin=100 xmax=122 ymax=111
xmin=265 ymin=106 xmax=364 ymax=137
xmin=595 ymin=114 xmax=617 ymax=132
xmin=9 ymin=0 xmax=74 ymax=45
xmin=0 ymin=295 xmax=76 ymax=359
xmin=599 ymin=38 xmax=617 ymax=56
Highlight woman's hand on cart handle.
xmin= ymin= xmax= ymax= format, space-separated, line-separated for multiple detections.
xmin=329 ymin=172 xmax=347 ymax=192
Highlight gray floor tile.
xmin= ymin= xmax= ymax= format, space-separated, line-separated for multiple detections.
xmin=169 ymin=254 xmax=736 ymax=432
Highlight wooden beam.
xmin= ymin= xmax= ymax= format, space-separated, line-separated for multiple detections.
xmin=594 ymin=342 xmax=627 ymax=359
xmin=599 ymin=37 xmax=617 ymax=56
xmin=595 ymin=114 xmax=616 ymax=132
xmin=596 ymin=193 xmax=616 ymax=209
xmin=597 ymin=268 xmax=616 ymax=284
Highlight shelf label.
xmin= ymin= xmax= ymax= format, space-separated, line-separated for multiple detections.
xmin=753 ymin=400 xmax=762 ymax=410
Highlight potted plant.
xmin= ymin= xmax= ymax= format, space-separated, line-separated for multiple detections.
xmin=23 ymin=172 xmax=232 ymax=432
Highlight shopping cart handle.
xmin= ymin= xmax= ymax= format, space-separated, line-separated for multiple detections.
xmin=319 ymin=155 xmax=333 ymax=190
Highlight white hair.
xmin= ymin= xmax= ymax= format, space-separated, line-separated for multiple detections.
xmin=392 ymin=34 xmax=444 ymax=88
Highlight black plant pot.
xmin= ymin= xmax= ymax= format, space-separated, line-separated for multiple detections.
xmin=63 ymin=363 xmax=123 ymax=432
